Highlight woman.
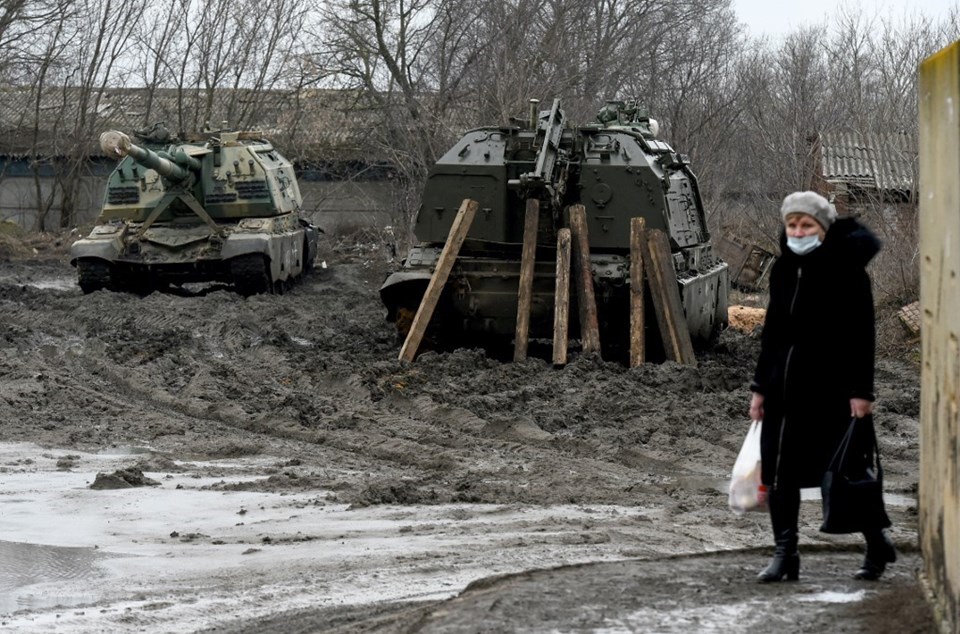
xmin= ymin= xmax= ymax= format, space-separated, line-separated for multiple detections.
xmin=748 ymin=190 xmax=895 ymax=582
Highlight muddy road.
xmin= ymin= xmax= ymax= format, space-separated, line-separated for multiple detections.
xmin=0 ymin=239 xmax=933 ymax=633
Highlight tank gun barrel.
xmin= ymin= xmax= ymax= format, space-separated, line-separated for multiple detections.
xmin=508 ymin=98 xmax=566 ymax=192
xmin=99 ymin=130 xmax=200 ymax=182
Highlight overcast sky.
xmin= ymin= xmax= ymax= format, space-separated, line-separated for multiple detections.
xmin=732 ymin=0 xmax=959 ymax=38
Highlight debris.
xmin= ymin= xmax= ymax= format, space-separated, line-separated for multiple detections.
xmin=898 ymin=301 xmax=920 ymax=335
xmin=89 ymin=467 xmax=161 ymax=490
xmin=727 ymin=305 xmax=766 ymax=334
xmin=56 ymin=457 xmax=76 ymax=470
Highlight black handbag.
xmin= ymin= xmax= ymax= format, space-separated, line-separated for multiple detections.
xmin=820 ymin=416 xmax=892 ymax=534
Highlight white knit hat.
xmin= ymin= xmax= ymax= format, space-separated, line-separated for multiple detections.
xmin=780 ymin=191 xmax=837 ymax=230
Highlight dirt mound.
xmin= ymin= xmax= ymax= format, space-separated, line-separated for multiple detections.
xmin=89 ymin=467 xmax=161 ymax=489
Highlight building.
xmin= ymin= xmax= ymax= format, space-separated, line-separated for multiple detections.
xmin=809 ymin=131 xmax=918 ymax=217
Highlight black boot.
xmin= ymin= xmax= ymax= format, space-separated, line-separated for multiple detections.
xmin=854 ymin=530 xmax=896 ymax=580
xmin=757 ymin=486 xmax=800 ymax=583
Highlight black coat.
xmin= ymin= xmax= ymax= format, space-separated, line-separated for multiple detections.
xmin=751 ymin=218 xmax=880 ymax=488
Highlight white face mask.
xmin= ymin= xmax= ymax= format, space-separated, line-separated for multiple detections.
xmin=786 ymin=234 xmax=822 ymax=255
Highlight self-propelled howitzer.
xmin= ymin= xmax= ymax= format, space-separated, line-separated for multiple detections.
xmin=70 ymin=126 xmax=319 ymax=295
xmin=380 ymin=99 xmax=729 ymax=360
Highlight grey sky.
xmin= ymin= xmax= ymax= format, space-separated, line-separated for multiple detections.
xmin=732 ymin=0 xmax=959 ymax=38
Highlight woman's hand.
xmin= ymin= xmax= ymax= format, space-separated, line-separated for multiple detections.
xmin=850 ymin=398 xmax=872 ymax=419
xmin=749 ymin=392 xmax=764 ymax=422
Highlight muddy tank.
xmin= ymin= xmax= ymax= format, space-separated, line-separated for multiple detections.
xmin=70 ymin=124 xmax=319 ymax=295
xmin=380 ymin=99 xmax=729 ymax=360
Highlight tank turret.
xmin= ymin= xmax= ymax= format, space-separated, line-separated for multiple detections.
xmin=380 ymin=99 xmax=729 ymax=361
xmin=69 ymin=125 xmax=319 ymax=296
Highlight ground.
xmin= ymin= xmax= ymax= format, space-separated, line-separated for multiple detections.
xmin=0 ymin=233 xmax=937 ymax=633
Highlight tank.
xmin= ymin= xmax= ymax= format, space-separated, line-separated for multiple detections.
xmin=380 ymin=99 xmax=729 ymax=360
xmin=69 ymin=124 xmax=319 ymax=295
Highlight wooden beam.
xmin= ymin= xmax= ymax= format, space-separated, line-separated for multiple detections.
xmin=514 ymin=198 xmax=540 ymax=362
xmin=630 ymin=217 xmax=646 ymax=367
xmin=568 ymin=204 xmax=600 ymax=354
xmin=398 ymin=199 xmax=479 ymax=362
xmin=642 ymin=228 xmax=697 ymax=366
xmin=552 ymin=228 xmax=572 ymax=366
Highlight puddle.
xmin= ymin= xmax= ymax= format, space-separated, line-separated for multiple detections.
xmin=800 ymin=488 xmax=915 ymax=507
xmin=680 ymin=476 xmax=915 ymax=508
xmin=0 ymin=541 xmax=108 ymax=612
xmin=797 ymin=590 xmax=867 ymax=604
xmin=599 ymin=600 xmax=765 ymax=633
xmin=881 ymin=492 xmax=915 ymax=507
xmin=674 ymin=476 xmax=729 ymax=493
xmin=26 ymin=279 xmax=78 ymax=291
xmin=96 ymin=446 xmax=155 ymax=457
xmin=0 ymin=277 xmax=77 ymax=291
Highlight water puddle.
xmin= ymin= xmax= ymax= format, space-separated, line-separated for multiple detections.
xmin=800 ymin=488 xmax=914 ymax=507
xmin=96 ymin=446 xmax=154 ymax=457
xmin=0 ymin=541 xmax=108 ymax=612
xmin=676 ymin=476 xmax=914 ymax=507
xmin=27 ymin=278 xmax=78 ymax=291
xmin=0 ymin=276 xmax=77 ymax=291
xmin=600 ymin=600 xmax=764 ymax=633
xmin=797 ymin=590 xmax=867 ymax=604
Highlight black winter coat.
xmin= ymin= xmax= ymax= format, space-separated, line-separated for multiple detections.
xmin=751 ymin=218 xmax=880 ymax=488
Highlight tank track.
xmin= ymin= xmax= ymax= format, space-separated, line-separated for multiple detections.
xmin=77 ymin=260 xmax=111 ymax=294
xmin=231 ymin=253 xmax=274 ymax=296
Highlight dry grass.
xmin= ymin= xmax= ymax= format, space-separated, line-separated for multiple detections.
xmin=876 ymin=303 xmax=921 ymax=363
xmin=0 ymin=223 xmax=75 ymax=261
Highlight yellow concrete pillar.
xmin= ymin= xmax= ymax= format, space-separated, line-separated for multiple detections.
xmin=919 ymin=40 xmax=960 ymax=634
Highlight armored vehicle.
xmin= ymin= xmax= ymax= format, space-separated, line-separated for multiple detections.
xmin=70 ymin=125 xmax=318 ymax=295
xmin=380 ymin=99 xmax=729 ymax=359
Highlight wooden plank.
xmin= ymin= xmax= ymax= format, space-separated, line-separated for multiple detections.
xmin=642 ymin=228 xmax=697 ymax=366
xmin=399 ymin=199 xmax=479 ymax=362
xmin=639 ymin=230 xmax=671 ymax=359
xmin=513 ymin=198 xmax=540 ymax=362
xmin=629 ymin=217 xmax=646 ymax=367
xmin=568 ymin=204 xmax=600 ymax=354
xmin=552 ymin=228 xmax=572 ymax=366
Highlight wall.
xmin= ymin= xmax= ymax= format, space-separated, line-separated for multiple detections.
xmin=918 ymin=40 xmax=960 ymax=634
xmin=0 ymin=171 xmax=395 ymax=233
xmin=0 ymin=175 xmax=103 ymax=229
xmin=298 ymin=180 xmax=395 ymax=234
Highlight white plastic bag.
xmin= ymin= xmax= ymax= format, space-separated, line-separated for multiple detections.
xmin=728 ymin=420 xmax=768 ymax=515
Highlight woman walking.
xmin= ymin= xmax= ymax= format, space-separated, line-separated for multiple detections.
xmin=748 ymin=191 xmax=896 ymax=582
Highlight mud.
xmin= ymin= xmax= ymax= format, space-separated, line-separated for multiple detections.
xmin=0 ymin=238 xmax=933 ymax=633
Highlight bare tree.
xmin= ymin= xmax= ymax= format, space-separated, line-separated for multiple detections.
xmin=0 ymin=0 xmax=71 ymax=83
xmin=225 ymin=0 xmax=313 ymax=128
xmin=314 ymin=0 xmax=486 ymax=241
xmin=49 ymin=0 xmax=145 ymax=228
xmin=133 ymin=0 xmax=188 ymax=124
xmin=25 ymin=5 xmax=76 ymax=231
xmin=626 ymin=1 xmax=744 ymax=203
xmin=874 ymin=13 xmax=939 ymax=134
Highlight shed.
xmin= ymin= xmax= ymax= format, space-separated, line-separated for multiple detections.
xmin=810 ymin=131 xmax=918 ymax=215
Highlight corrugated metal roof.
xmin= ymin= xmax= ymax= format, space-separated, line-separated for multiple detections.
xmin=819 ymin=131 xmax=917 ymax=193
xmin=0 ymin=86 xmax=406 ymax=161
